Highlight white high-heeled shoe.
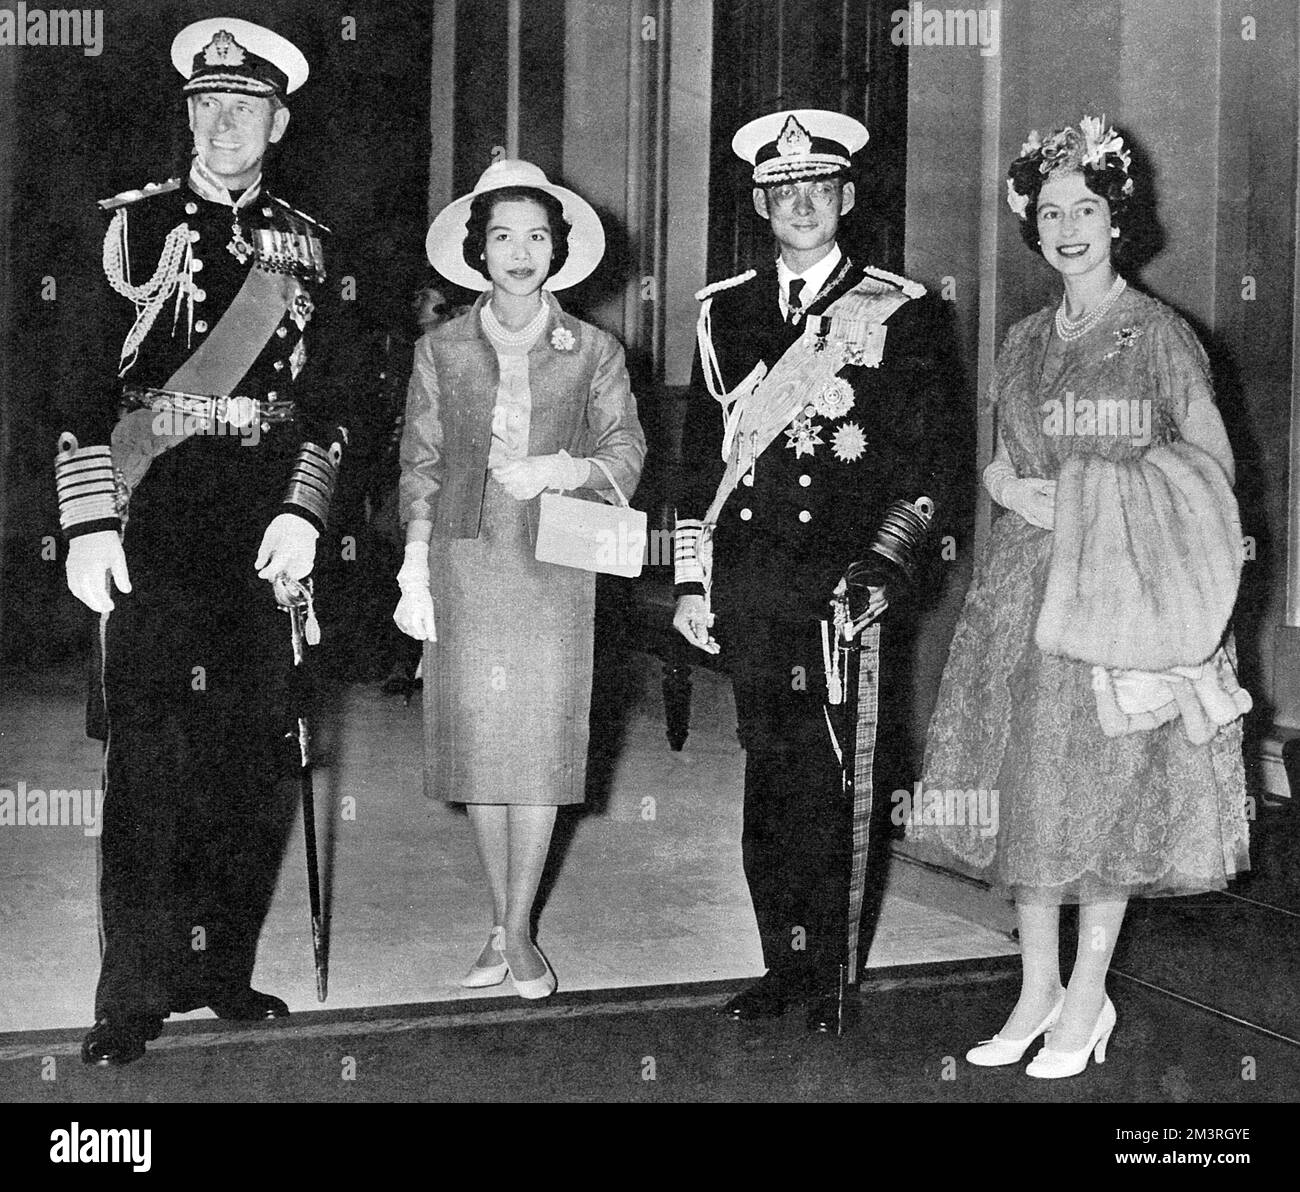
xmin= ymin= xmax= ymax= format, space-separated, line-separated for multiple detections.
xmin=1026 ymin=996 xmax=1116 ymax=1079
xmin=965 ymin=992 xmax=1066 ymax=1067
xmin=459 ymin=926 xmax=508 ymax=988
xmin=506 ymin=941 xmax=557 ymax=1000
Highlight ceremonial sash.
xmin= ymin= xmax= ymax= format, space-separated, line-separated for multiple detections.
xmin=702 ymin=278 xmax=911 ymax=531
xmin=112 ymin=264 xmax=302 ymax=498
xmin=692 ymin=278 xmax=911 ymax=600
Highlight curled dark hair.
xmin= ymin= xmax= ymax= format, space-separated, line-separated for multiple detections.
xmin=462 ymin=186 xmax=571 ymax=282
xmin=1008 ymin=157 xmax=1141 ymax=265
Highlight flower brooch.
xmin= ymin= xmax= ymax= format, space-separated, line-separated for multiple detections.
xmin=550 ymin=326 xmax=576 ymax=351
xmin=1102 ymin=326 xmax=1143 ymax=360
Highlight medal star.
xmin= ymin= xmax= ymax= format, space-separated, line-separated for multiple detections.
xmin=813 ymin=377 xmax=855 ymax=420
xmin=831 ymin=421 xmax=867 ymax=463
xmin=785 ymin=414 xmax=824 ymax=459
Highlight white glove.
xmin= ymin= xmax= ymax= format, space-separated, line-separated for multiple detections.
xmin=66 ymin=530 xmax=131 ymax=613
xmin=255 ymin=512 xmax=319 ymax=580
xmin=394 ymin=540 xmax=437 ymax=641
xmin=491 ymin=450 xmax=591 ymax=501
xmin=983 ymin=457 xmax=1056 ymax=530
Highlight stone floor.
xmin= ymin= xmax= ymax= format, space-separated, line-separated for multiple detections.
xmin=0 ymin=649 xmax=1015 ymax=1034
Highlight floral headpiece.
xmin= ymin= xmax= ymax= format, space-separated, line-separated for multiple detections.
xmin=1006 ymin=115 xmax=1134 ymax=220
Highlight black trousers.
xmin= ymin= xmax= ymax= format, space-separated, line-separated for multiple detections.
xmin=93 ymin=440 xmax=299 ymax=1020
xmin=95 ymin=688 xmax=297 ymax=1018
xmin=720 ymin=616 xmax=853 ymax=995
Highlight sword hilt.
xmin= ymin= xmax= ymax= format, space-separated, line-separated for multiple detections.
xmin=273 ymin=573 xmax=320 ymax=653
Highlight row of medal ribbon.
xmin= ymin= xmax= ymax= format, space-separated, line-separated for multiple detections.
xmin=251 ymin=226 xmax=325 ymax=278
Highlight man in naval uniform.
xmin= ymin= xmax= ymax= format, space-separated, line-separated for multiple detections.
xmin=674 ymin=109 xmax=952 ymax=1033
xmin=56 ymin=18 xmax=349 ymax=1065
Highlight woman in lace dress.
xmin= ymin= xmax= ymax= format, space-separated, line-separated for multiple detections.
xmin=915 ymin=118 xmax=1250 ymax=1078
xmin=393 ymin=161 xmax=645 ymax=999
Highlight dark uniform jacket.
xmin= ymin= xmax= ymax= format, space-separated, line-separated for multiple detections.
xmin=57 ymin=174 xmax=353 ymax=729
xmin=56 ymin=175 xmax=350 ymax=551
xmin=677 ymin=254 xmax=953 ymax=627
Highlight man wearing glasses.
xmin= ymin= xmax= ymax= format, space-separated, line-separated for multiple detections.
xmin=674 ymin=109 xmax=951 ymax=1034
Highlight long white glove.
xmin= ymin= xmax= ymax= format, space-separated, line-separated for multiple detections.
xmin=255 ymin=512 xmax=319 ymax=580
xmin=491 ymin=450 xmax=591 ymax=501
xmin=394 ymin=540 xmax=437 ymax=641
xmin=983 ymin=456 xmax=1056 ymax=530
xmin=66 ymin=530 xmax=131 ymax=613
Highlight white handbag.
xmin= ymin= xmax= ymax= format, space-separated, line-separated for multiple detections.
xmin=534 ymin=457 xmax=646 ymax=578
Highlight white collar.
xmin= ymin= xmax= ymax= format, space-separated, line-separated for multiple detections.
xmin=776 ymin=244 xmax=843 ymax=309
xmin=188 ymin=155 xmax=263 ymax=211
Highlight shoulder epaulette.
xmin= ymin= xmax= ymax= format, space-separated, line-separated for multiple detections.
xmin=861 ymin=264 xmax=926 ymax=300
xmin=695 ymin=269 xmax=757 ymax=302
xmin=97 ymin=178 xmax=182 ymax=211
xmin=268 ymin=193 xmax=332 ymax=235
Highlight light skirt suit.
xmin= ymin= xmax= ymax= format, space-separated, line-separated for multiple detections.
xmin=398 ymin=290 xmax=646 ymax=805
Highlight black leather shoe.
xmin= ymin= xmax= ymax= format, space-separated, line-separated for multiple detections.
xmin=206 ymin=988 xmax=290 ymax=1021
xmin=721 ymin=978 xmax=790 ymax=1021
xmin=81 ymin=1016 xmax=164 ymax=1066
xmin=805 ymin=994 xmax=843 ymax=1034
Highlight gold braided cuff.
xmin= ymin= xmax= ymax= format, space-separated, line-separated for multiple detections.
xmin=54 ymin=434 xmax=120 ymax=537
xmin=867 ymin=497 xmax=935 ymax=581
xmin=283 ymin=439 xmax=342 ymax=531
xmin=673 ymin=517 xmax=706 ymax=595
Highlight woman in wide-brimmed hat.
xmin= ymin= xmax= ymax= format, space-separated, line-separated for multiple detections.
xmin=394 ymin=161 xmax=646 ymax=998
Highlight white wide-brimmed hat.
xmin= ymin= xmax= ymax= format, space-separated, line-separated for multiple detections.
xmin=425 ymin=160 xmax=605 ymax=292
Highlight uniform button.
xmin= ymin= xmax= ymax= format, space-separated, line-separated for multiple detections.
xmin=273 ymin=360 xmax=285 ymax=371
xmin=190 ymin=259 xmax=203 ymax=272
xmin=195 ymin=320 xmax=208 ymax=333
xmin=798 ymin=510 xmax=812 ymax=523
xmin=741 ymin=473 xmax=753 ymax=487
xmin=739 ymin=508 xmax=753 ymax=521
xmin=266 ymin=390 xmax=279 ymax=400
xmin=804 ymin=404 xmax=817 ymax=417
xmin=185 ymin=201 xmax=198 ymax=215
xmin=262 ymin=207 xmax=273 ymax=217
xmin=189 ymin=230 xmax=200 ymax=243
xmin=799 ymin=474 xmax=811 ymax=487
xmin=276 ymin=326 xmax=288 ymax=338
xmin=192 ymin=289 xmax=206 ymax=302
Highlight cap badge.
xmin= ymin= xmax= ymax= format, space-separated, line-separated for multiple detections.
xmin=776 ymin=115 xmax=813 ymax=158
xmin=204 ymin=30 xmax=246 ymax=67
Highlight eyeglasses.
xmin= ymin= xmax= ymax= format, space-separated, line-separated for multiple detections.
xmin=765 ymin=181 xmax=843 ymax=211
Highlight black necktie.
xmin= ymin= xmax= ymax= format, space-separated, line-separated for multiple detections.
xmin=786 ymin=278 xmax=805 ymax=325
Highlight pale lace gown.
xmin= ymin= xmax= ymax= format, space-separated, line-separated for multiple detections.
xmin=915 ymin=288 xmax=1250 ymax=902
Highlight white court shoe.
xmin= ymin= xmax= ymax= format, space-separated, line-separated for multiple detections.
xmin=460 ymin=926 xmax=508 ymax=988
xmin=1026 ymin=996 xmax=1117 ymax=1079
xmin=965 ymin=992 xmax=1066 ymax=1066
xmin=507 ymin=942 xmax=557 ymax=1000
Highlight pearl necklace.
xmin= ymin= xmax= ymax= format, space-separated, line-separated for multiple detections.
xmin=1055 ymin=275 xmax=1127 ymax=342
xmin=481 ymin=298 xmax=549 ymax=346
